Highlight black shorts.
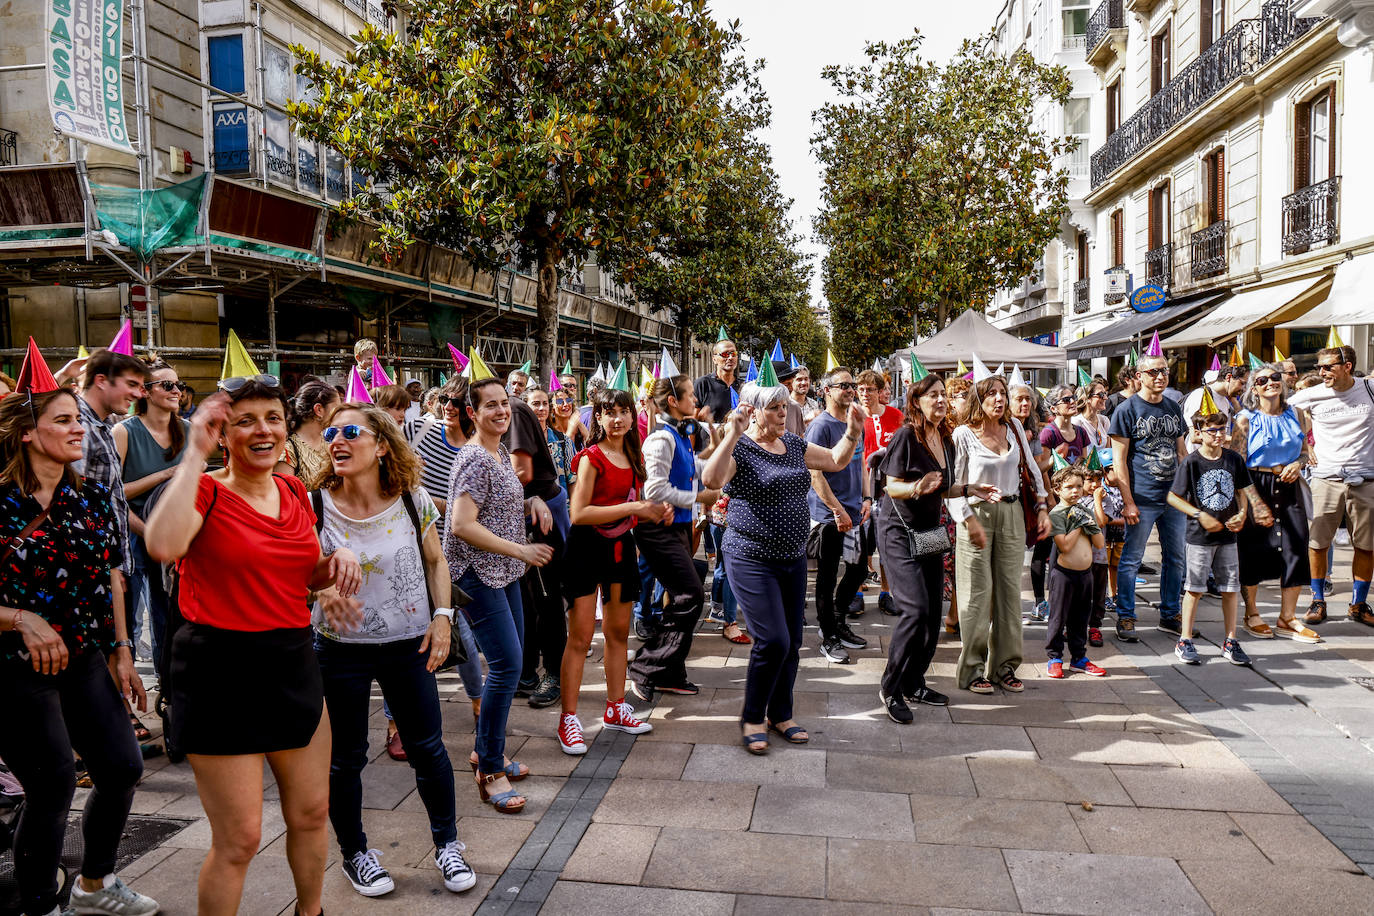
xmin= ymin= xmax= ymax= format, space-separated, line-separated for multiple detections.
xmin=563 ymin=526 xmax=640 ymax=601
xmin=169 ymin=622 xmax=323 ymax=755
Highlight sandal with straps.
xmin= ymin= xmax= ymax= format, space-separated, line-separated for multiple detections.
xmin=766 ymin=720 xmax=809 ymax=744
xmin=1000 ymin=673 xmax=1024 ymax=693
xmin=129 ymin=713 xmax=151 ymax=743
xmin=475 ymin=770 xmax=526 ymax=814
xmin=469 ymin=754 xmax=529 ymax=781
xmin=741 ymin=729 xmax=769 ymax=756
xmin=1243 ymin=614 xmax=1274 ymax=638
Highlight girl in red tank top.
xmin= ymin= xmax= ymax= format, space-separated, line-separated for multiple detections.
xmin=556 ymin=388 xmax=673 ymax=756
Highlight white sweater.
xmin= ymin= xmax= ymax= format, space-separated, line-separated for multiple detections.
xmin=948 ymin=417 xmax=1047 ymax=522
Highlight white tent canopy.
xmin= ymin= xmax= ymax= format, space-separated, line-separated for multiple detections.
xmin=891 ymin=309 xmax=1067 ymax=371
xmin=1279 ymin=252 xmax=1374 ymax=329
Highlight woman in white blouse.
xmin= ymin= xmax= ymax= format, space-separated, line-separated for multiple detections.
xmin=1073 ymin=380 xmax=1112 ymax=451
xmin=950 ymin=377 xmax=1050 ymax=694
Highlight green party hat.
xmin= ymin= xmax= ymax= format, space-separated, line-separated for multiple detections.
xmin=1051 ymin=450 xmax=1071 ymax=471
xmin=909 ymin=353 xmax=929 ymax=381
xmin=1077 ymin=366 xmax=1093 ymax=388
xmin=758 ymin=355 xmax=779 ymax=388
xmin=717 ymin=326 xmax=729 ymax=342
xmin=608 ymin=359 xmax=629 ymax=392
xmin=562 ymin=359 xmax=573 ymax=375
xmin=1248 ymin=353 xmax=1264 ymax=370
xmin=1126 ymin=347 xmax=1139 ymax=366
xmin=1085 ymin=447 xmax=1104 ymax=471
xmin=517 ymin=359 xmax=532 ymax=375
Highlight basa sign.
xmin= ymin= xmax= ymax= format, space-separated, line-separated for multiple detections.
xmin=46 ymin=0 xmax=134 ymax=154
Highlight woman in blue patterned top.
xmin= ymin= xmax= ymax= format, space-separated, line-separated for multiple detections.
xmin=0 ymin=386 xmax=158 ymax=916
xmin=702 ymin=380 xmax=867 ymax=755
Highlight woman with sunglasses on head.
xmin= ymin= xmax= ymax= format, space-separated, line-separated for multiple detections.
xmin=144 ymin=374 xmax=363 ymax=916
xmin=446 ymin=377 xmax=555 ymax=813
xmin=113 ymin=358 xmax=191 ymax=692
xmin=310 ymin=405 xmax=476 ymax=898
xmin=557 ymin=387 xmax=669 ymax=755
xmin=277 ymin=379 xmax=340 ymax=485
xmin=550 ymin=383 xmax=590 ymax=462
xmin=1230 ymin=364 xmax=1320 ymax=643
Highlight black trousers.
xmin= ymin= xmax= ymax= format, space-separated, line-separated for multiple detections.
xmin=0 ymin=650 xmax=143 ymax=915
xmin=1047 ymin=563 xmax=1093 ymax=661
xmin=1088 ymin=562 xmax=1109 ymax=627
xmin=520 ymin=491 xmax=569 ymax=683
xmin=877 ymin=517 xmax=946 ymax=697
xmin=629 ymin=522 xmax=705 ymax=688
xmin=1030 ymin=537 xmax=1054 ymax=602
xmin=815 ymin=521 xmax=870 ymax=639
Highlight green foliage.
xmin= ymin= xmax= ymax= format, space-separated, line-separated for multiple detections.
xmin=812 ymin=32 xmax=1073 ymax=366
xmin=290 ymin=0 xmax=739 ymax=379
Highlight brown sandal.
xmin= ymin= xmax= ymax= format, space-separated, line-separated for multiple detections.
xmin=1243 ymin=614 xmax=1274 ymax=638
xmin=475 ymin=770 xmax=526 ymax=813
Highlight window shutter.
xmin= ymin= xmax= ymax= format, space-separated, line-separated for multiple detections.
xmin=1113 ymin=210 xmax=1124 ymax=266
xmin=1200 ymin=0 xmax=1213 ymax=49
xmin=1215 ymin=148 xmax=1225 ymax=222
xmin=1325 ymin=86 xmax=1336 ymax=181
xmin=1164 ymin=26 xmax=1172 ymax=82
xmin=1295 ymin=98 xmax=1311 ymax=190
xmin=1148 ymin=190 xmax=1156 ymax=249
xmin=1151 ymin=38 xmax=1161 ymax=94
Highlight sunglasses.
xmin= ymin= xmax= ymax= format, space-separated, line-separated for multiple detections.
xmin=219 ymin=373 xmax=281 ymax=392
xmin=716 ymin=351 xmax=738 ymax=359
xmin=553 ymin=396 xmax=574 ymax=405
xmin=149 ymin=380 xmax=187 ymax=393
xmin=1316 ymin=362 xmax=1343 ymax=373
xmin=322 ymin=424 xmax=377 ymax=443
xmin=1141 ymin=367 xmax=1170 ymax=378
xmin=828 ymin=381 xmax=857 ymax=391
xmin=1253 ymin=374 xmax=1282 ymax=386
xmin=1056 ymin=396 xmax=1077 ymax=405
xmin=445 ymin=396 xmax=466 ymax=407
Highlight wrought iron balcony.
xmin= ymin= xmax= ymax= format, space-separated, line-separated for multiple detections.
xmin=1190 ymin=220 xmax=1229 ymax=280
xmin=1091 ymin=1 xmax=1321 ymax=188
xmin=1073 ymin=278 xmax=1091 ymax=314
xmin=1282 ymin=176 xmax=1340 ymax=254
xmin=1145 ymin=243 xmax=1173 ymax=290
xmin=1085 ymin=0 xmax=1124 ymax=61
xmin=0 ymin=128 xmax=17 ymax=167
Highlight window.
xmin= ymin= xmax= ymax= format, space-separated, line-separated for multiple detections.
xmin=1294 ymin=87 xmax=1334 ymax=188
xmin=1148 ymin=183 xmax=1171 ymax=249
xmin=1063 ymin=0 xmax=1090 ymax=39
xmin=1106 ymin=78 xmax=1122 ymax=136
xmin=211 ymin=102 xmax=249 ymax=172
xmin=1200 ymin=0 xmax=1224 ymax=51
xmin=263 ymin=42 xmax=292 ymax=107
xmin=1110 ymin=209 xmax=1125 ymax=267
xmin=1077 ymin=231 xmax=1090 ymax=280
xmin=207 ymin=35 xmax=245 ymax=94
xmin=1151 ymin=25 xmax=1172 ymax=95
xmin=1064 ymin=97 xmax=1090 ymax=136
xmin=1203 ymin=148 xmax=1225 ymax=225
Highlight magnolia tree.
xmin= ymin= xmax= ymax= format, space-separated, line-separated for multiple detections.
xmin=291 ymin=0 xmax=738 ymax=380
xmin=812 ymin=32 xmax=1073 ymax=365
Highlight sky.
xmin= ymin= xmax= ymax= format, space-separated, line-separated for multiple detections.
xmin=705 ymin=0 xmax=1007 ymax=316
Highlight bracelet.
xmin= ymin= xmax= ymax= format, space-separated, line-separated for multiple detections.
xmin=1035 ymin=502 xmax=1048 ymax=511
xmin=433 ymin=607 xmax=455 ymax=620
xmin=113 ymin=639 xmax=134 ymax=650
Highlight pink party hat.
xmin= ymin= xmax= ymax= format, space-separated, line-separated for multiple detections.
xmin=1209 ymin=354 xmax=1221 ymax=372
xmin=447 ymin=343 xmax=469 ymax=373
xmin=549 ymin=369 xmax=563 ymax=391
xmin=370 ymin=355 xmax=394 ymax=387
xmin=1145 ymin=331 xmax=1163 ymax=357
xmin=108 ymin=320 xmax=133 ymax=356
xmin=346 ymin=366 xmax=374 ymax=404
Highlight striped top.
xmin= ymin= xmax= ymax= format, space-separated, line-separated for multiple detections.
xmin=404 ymin=416 xmax=465 ymax=534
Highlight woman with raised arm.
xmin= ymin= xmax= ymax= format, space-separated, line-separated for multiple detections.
xmin=701 ymin=381 xmax=868 ymax=755
xmin=144 ymin=375 xmax=362 ymax=916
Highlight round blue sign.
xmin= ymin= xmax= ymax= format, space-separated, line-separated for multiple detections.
xmin=1130 ymin=284 xmax=1167 ymax=312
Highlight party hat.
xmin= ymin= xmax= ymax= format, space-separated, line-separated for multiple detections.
xmin=439 ymin=372 xmax=448 ymax=386
xmin=909 ymin=353 xmax=929 ymax=382
xmin=1051 ymin=450 xmax=1071 ymax=471
xmin=770 ymin=339 xmax=784 ymax=362
xmin=971 ymin=354 xmax=992 ymax=382
xmin=1209 ymin=354 xmax=1222 ymax=372
xmin=549 ymin=370 xmax=563 ymax=391
xmin=874 ymin=358 xmax=885 ymax=372
xmin=1327 ymin=326 xmax=1344 ymax=348
xmin=1085 ymin=446 xmax=1104 ymax=471
xmin=660 ymin=347 xmax=680 ymax=378
xmin=108 ymin=320 xmax=133 ymax=356
xmin=1036 ymin=387 xmax=1050 ymax=396
xmin=730 ymin=386 xmax=740 ymax=409
xmin=562 ymin=359 xmax=573 ymax=375
xmin=371 ymin=355 xmax=394 ymax=388
xmin=640 ymin=365 xmax=655 ymax=392
xmin=993 ymin=363 xmax=1004 ymax=378
xmin=745 ymin=356 xmax=759 ymax=382
xmin=759 ymin=356 xmax=780 ymax=388
xmin=467 ymin=347 xmax=495 ymax=381
xmin=825 ymin=348 xmax=839 ymax=372
xmin=447 ymin=343 xmax=469 ymax=374
xmin=593 ymin=363 xmax=606 ymax=384
xmin=77 ymin=344 xmax=90 ymax=360
xmin=220 ymin=329 xmax=261 ymax=381
xmin=346 ymin=366 xmax=374 ymax=404
xmin=652 ymin=360 xmax=660 ymax=379
xmin=1273 ymin=345 xmax=1286 ymax=362
xmin=789 ymin=353 xmax=800 ymax=370
xmin=1145 ymin=331 xmax=1163 ymax=357
xmin=608 ymin=360 xmax=629 ymax=392
xmin=1228 ymin=347 xmax=1243 ymax=367
xmin=1198 ymin=386 xmax=1221 ymax=416
xmin=15 ymin=338 xmax=59 ymax=394
xmin=1126 ymin=347 xmax=1139 ymax=367
xmin=1008 ymin=364 xmax=1026 ymax=390
xmin=517 ymin=359 xmax=532 ymax=376
xmin=956 ymin=359 xmax=968 ymax=375
xmin=1077 ymin=366 xmax=1092 ymax=388
xmin=1248 ymin=353 xmax=1264 ymax=371
xmin=717 ymin=326 xmax=729 ymax=342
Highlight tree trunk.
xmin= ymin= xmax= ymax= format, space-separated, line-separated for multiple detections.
xmin=936 ymin=299 xmax=951 ymax=331
xmin=678 ymin=318 xmax=692 ymax=379
xmin=536 ymin=245 xmax=560 ymax=386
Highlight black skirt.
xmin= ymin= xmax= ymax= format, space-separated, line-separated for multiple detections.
xmin=169 ymin=622 xmax=323 ymax=755
xmin=563 ymin=525 xmax=640 ymax=600
xmin=1237 ymin=470 xmax=1311 ymax=589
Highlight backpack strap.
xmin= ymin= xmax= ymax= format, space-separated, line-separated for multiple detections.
xmin=310 ymin=488 xmax=324 ymax=535
xmin=400 ymin=490 xmax=436 ymax=617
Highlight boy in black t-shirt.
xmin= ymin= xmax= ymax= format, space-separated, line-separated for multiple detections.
xmin=1166 ymin=411 xmax=1273 ymax=666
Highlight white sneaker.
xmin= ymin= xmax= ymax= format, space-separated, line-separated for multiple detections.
xmin=68 ymin=875 xmax=159 ymax=915
xmin=342 ymin=848 xmax=395 ymax=897
xmin=434 ymin=840 xmax=477 ymax=892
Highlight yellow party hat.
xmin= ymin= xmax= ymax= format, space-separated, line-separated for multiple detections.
xmin=825 ymin=348 xmax=839 ymax=372
xmin=467 ymin=347 xmax=495 ymax=381
xmin=220 ymin=329 xmax=261 ymax=381
xmin=1198 ymin=386 xmax=1221 ymax=416
xmin=77 ymin=344 xmax=90 ymax=359
xmin=956 ymin=359 xmax=969 ymax=375
xmin=1327 ymin=327 xmax=1344 ymax=348
xmin=1273 ymin=345 xmax=1286 ymax=362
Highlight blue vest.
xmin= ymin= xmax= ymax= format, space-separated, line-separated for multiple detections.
xmin=663 ymin=421 xmax=698 ymax=525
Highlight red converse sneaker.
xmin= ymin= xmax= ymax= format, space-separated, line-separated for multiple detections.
xmin=603 ymin=698 xmax=653 ymax=735
xmin=558 ymin=713 xmax=587 ymax=755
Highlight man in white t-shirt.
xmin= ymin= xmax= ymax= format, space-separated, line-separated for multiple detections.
xmin=1288 ymin=345 xmax=1374 ymax=627
xmin=403 ymin=379 xmax=424 ymax=424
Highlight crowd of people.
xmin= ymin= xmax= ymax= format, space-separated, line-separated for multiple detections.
xmin=0 ymin=329 xmax=1371 ymax=913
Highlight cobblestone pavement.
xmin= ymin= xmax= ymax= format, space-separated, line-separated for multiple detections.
xmin=108 ymin=543 xmax=1374 ymax=914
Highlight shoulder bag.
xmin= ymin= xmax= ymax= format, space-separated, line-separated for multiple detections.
xmin=1012 ymin=423 xmax=1044 ymax=547
xmin=887 ymin=434 xmax=951 ymax=558
xmin=0 ymin=503 xmax=53 ymax=568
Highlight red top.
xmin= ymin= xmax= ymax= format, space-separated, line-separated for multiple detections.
xmin=574 ymin=443 xmax=642 ymax=537
xmin=178 ymin=474 xmax=320 ymax=631
xmin=865 ymin=405 xmax=905 ymax=462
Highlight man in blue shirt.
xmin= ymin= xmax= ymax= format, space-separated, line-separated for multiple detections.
xmin=1108 ymin=354 xmax=1189 ymax=643
xmin=806 ymin=367 xmax=871 ymax=662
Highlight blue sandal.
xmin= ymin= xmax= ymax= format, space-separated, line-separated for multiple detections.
xmin=767 ymin=721 xmax=809 ymax=744
xmin=469 ymin=755 xmax=529 ymax=781
xmin=475 ymin=770 xmax=526 ymax=813
xmin=742 ymin=731 xmax=769 ymax=756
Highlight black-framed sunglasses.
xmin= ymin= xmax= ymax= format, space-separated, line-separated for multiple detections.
xmin=1316 ymin=362 xmax=1344 ymax=373
xmin=1253 ymin=374 xmax=1283 ymax=386
xmin=149 ymin=380 xmax=187 ymax=393
xmin=445 ymin=396 xmax=466 ymax=407
xmin=219 ymin=374 xmax=281 ymax=392
xmin=828 ymin=381 xmax=857 ymax=391
xmin=1141 ymin=367 xmax=1170 ymax=378
xmin=322 ymin=424 xmax=377 ymax=443
xmin=1056 ymin=396 xmax=1077 ymax=405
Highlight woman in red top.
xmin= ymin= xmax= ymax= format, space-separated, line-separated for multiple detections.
xmin=145 ymin=376 xmax=361 ymax=916
xmin=557 ymin=388 xmax=672 ymax=756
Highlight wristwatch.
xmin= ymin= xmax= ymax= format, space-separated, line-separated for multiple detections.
xmin=1192 ymin=509 xmax=1203 ymax=520
xmin=433 ymin=607 xmax=455 ymax=621
xmin=113 ymin=639 xmax=135 ymax=650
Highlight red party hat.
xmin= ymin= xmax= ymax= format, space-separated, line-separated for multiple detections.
xmin=15 ymin=338 xmax=60 ymax=394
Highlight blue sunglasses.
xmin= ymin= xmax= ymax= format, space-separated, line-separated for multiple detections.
xmin=322 ymin=424 xmax=377 ymax=443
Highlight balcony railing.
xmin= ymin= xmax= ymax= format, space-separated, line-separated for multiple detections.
xmin=1085 ymin=0 xmax=1124 ymax=59
xmin=0 ymin=128 xmax=17 ymax=167
xmin=1282 ymin=176 xmax=1340 ymax=254
xmin=1063 ymin=34 xmax=1087 ymax=51
xmin=1073 ymin=278 xmax=1091 ymax=313
xmin=1091 ymin=1 xmax=1321 ymax=187
xmin=1190 ymin=220 xmax=1229 ymax=279
xmin=1145 ymin=243 xmax=1173 ymax=290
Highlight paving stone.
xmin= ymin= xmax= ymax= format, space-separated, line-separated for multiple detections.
xmin=827 ymin=751 xmax=977 ymax=797
xmin=734 ymin=896 xmax=928 ymax=915
xmin=681 ymin=742 xmax=827 ymax=787
xmin=1157 ymin=732 xmax=1251 ymax=770
xmin=540 ymin=880 xmax=735 ymax=915
xmin=1070 ymin=805 xmax=1266 ymax=861
xmin=1229 ymin=813 xmax=1359 ymax=868
xmin=592 ymin=778 xmax=756 ymax=830
xmin=1180 ymin=859 xmax=1374 ymax=915
xmin=1027 ymin=727 xmax=1177 ymax=766
xmin=322 ymin=866 xmax=495 ymax=912
xmin=826 ymin=838 xmax=1019 ymax=910
xmin=827 ymin=690 xmax=951 ymax=723
xmin=505 ymin=736 xmax=586 ymax=778
xmin=966 ymin=757 xmax=1131 ymax=806
xmin=802 ymin=714 xmax=904 ymax=752
xmin=131 ymin=846 xmax=297 ymax=916
xmin=402 ymin=773 xmax=565 ymax=822
xmin=948 ymin=698 xmax=1080 ymax=728
xmin=896 ymin=722 xmax=1037 ymax=759
xmin=751 ymin=784 xmax=914 ymax=840
xmin=458 ymin=815 xmax=537 ymax=874
xmin=363 ymin=762 xmax=427 ymax=810
xmin=908 ymin=795 xmax=1087 ymax=852
xmin=1004 ymin=849 xmax=1209 ymax=915
xmin=1109 ymin=764 xmax=1293 ymax=813
xmin=559 ymin=823 xmax=659 ymax=885
xmin=642 ymin=826 xmax=826 ymax=897
xmin=617 ymin=741 xmax=692 ymax=779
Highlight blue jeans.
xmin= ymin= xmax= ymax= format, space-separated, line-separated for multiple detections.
xmin=458 ymin=569 xmax=525 ymax=774
xmin=129 ymin=535 xmax=169 ymax=679
xmin=316 ymin=635 xmax=456 ymax=856
xmin=1115 ymin=497 xmax=1185 ymax=620
xmin=724 ymin=552 xmax=807 ymax=725
xmin=707 ymin=525 xmax=737 ymax=625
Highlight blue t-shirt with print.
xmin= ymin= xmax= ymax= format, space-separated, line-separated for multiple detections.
xmin=1108 ymin=394 xmax=1186 ymax=505
xmin=805 ymin=410 xmax=864 ymax=523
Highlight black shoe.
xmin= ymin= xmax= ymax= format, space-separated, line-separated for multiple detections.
xmin=528 ymin=674 xmax=561 ymax=708
xmin=633 ymin=616 xmax=654 ymax=640
xmin=628 ymin=679 xmax=654 ymax=702
xmin=880 ymin=690 xmax=913 ymax=724
xmin=1139 ymin=563 xmax=1158 ymax=575
xmin=514 ymin=677 xmax=539 ymax=699
xmin=836 ymin=623 xmax=868 ymax=650
xmin=820 ymin=638 xmax=851 ymax=663
xmin=907 ymin=686 xmax=949 ymax=707
xmin=847 ymin=593 xmax=866 ymax=618
xmin=1115 ymin=618 xmax=1139 ymax=642
xmin=877 ymin=592 xmax=898 ymax=616
xmin=1158 ymin=616 xmax=1183 ymax=637
xmin=656 ymin=680 xmax=700 ymax=696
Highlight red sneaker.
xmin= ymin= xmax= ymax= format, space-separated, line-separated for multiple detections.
xmin=1047 ymin=660 xmax=1065 ymax=679
xmin=558 ymin=713 xmax=587 ymax=756
xmin=1071 ymin=659 xmax=1107 ymax=677
xmin=603 ymin=699 xmax=653 ymax=735
xmin=1088 ymin=627 xmax=1103 ymax=647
